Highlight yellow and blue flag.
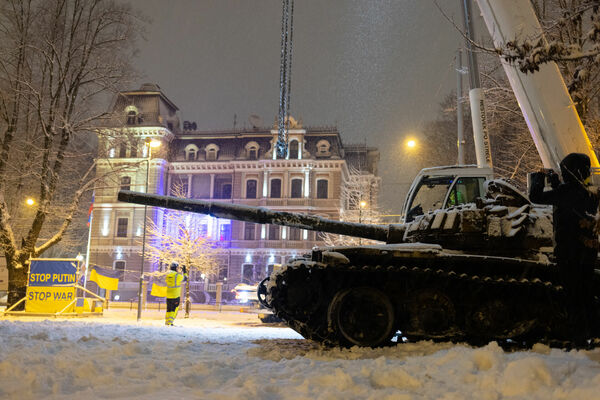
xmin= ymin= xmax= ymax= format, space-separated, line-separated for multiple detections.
xmin=89 ymin=265 xmax=121 ymax=291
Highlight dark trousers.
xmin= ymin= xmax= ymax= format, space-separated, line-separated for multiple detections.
xmin=167 ymin=297 xmax=180 ymax=312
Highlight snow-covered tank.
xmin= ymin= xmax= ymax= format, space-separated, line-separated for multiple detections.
xmin=118 ymin=188 xmax=595 ymax=348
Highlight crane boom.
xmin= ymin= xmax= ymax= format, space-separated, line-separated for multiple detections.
xmin=475 ymin=0 xmax=599 ymax=171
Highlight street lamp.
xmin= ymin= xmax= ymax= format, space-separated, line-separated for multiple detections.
xmin=25 ymin=198 xmax=35 ymax=206
xmin=359 ymin=200 xmax=367 ymax=245
xmin=137 ymin=137 xmax=161 ymax=321
xmin=406 ymin=139 xmax=417 ymax=149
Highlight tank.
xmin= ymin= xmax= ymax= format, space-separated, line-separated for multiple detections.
xmin=118 ymin=187 xmax=599 ymax=348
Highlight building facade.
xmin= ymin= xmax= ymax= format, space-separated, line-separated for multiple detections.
xmin=90 ymin=84 xmax=379 ymax=303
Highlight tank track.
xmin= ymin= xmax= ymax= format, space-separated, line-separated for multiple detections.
xmin=259 ymin=253 xmax=598 ymax=349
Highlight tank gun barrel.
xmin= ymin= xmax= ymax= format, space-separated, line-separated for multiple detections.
xmin=118 ymin=190 xmax=404 ymax=243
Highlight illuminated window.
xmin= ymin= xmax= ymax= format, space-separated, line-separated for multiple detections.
xmin=244 ymin=223 xmax=256 ymax=240
xmin=290 ymin=179 xmax=302 ymax=198
xmin=246 ymin=179 xmax=257 ymax=199
xmin=120 ymin=176 xmax=131 ymax=191
xmin=116 ymin=218 xmax=128 ymax=237
xmin=317 ymin=179 xmax=328 ymax=199
xmin=270 ymin=178 xmax=281 ymax=198
xmin=219 ymin=223 xmax=231 ymax=241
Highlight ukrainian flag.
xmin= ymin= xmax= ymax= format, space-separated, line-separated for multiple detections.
xmin=89 ymin=265 xmax=120 ymax=291
xmin=150 ymin=275 xmax=167 ymax=298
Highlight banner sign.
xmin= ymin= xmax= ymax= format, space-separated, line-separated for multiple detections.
xmin=25 ymin=259 xmax=78 ymax=313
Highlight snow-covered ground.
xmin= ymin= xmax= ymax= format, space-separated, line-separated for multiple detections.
xmin=1 ymin=309 xmax=600 ymax=399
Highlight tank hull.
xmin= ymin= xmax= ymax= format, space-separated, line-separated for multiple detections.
xmin=261 ymin=244 xmax=598 ymax=348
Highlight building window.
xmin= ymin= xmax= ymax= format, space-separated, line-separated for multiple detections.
xmin=120 ymin=176 xmax=131 ymax=191
xmin=218 ymin=265 xmax=228 ymax=281
xmin=119 ymin=142 xmax=127 ymax=158
xmin=289 ymin=227 xmax=301 ymax=241
xmin=317 ymin=179 xmax=328 ymax=199
xmin=244 ymin=223 xmax=256 ymax=240
xmin=245 ymin=141 xmax=260 ymax=160
xmin=246 ymin=179 xmax=257 ymax=199
xmin=290 ymin=179 xmax=302 ymax=198
xmin=116 ymin=218 xmax=128 ymax=237
xmin=126 ymin=110 xmax=137 ymax=125
xmin=242 ymin=264 xmax=254 ymax=284
xmin=185 ymin=144 xmax=199 ymax=161
xmin=219 ymin=223 xmax=231 ymax=241
xmin=270 ymin=178 xmax=281 ymax=198
xmin=268 ymin=225 xmax=280 ymax=240
xmin=214 ymin=177 xmax=232 ymax=199
xmin=130 ymin=142 xmax=137 ymax=158
xmin=289 ymin=140 xmax=299 ymax=159
xmin=114 ymin=261 xmax=126 ymax=271
xmin=205 ymin=143 xmax=219 ymax=161
xmin=316 ymin=139 xmax=331 ymax=156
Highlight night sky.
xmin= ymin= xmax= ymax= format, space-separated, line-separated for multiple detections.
xmin=130 ymin=0 xmax=474 ymax=213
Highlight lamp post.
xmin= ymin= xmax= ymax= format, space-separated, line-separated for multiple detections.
xmin=359 ymin=200 xmax=367 ymax=245
xmin=137 ymin=138 xmax=161 ymax=321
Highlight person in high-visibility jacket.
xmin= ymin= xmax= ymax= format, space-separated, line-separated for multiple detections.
xmin=165 ymin=262 xmax=188 ymax=326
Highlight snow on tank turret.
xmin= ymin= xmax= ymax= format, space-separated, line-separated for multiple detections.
xmin=118 ymin=188 xmax=583 ymax=348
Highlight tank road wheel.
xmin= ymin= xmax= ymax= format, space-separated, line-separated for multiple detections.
xmin=408 ymin=289 xmax=456 ymax=339
xmin=328 ymin=287 xmax=395 ymax=347
xmin=467 ymin=299 xmax=511 ymax=341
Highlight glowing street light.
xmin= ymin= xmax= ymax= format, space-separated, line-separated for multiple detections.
xmin=406 ymin=139 xmax=417 ymax=149
xmin=25 ymin=198 xmax=35 ymax=206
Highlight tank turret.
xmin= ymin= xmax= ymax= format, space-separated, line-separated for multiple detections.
xmin=118 ymin=182 xmax=552 ymax=260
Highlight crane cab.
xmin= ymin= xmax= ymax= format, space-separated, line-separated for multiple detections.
xmin=401 ymin=165 xmax=494 ymax=223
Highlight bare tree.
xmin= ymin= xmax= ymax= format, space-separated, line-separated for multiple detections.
xmin=0 ymin=0 xmax=142 ymax=308
xmin=320 ymin=167 xmax=384 ymax=246
xmin=142 ymin=184 xmax=219 ymax=318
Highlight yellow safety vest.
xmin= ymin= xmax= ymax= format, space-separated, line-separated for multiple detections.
xmin=166 ymin=270 xmax=187 ymax=299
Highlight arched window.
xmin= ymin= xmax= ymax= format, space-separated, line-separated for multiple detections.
xmin=270 ymin=178 xmax=281 ymax=198
xmin=205 ymin=143 xmax=219 ymax=161
xmin=245 ymin=141 xmax=260 ymax=160
xmin=246 ymin=179 xmax=257 ymax=199
xmin=120 ymin=176 xmax=131 ymax=191
xmin=185 ymin=144 xmax=199 ymax=161
xmin=289 ymin=140 xmax=299 ymax=159
xmin=317 ymin=179 xmax=328 ymax=199
xmin=316 ymin=140 xmax=331 ymax=156
xmin=290 ymin=178 xmax=302 ymax=198
xmin=126 ymin=110 xmax=137 ymax=125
